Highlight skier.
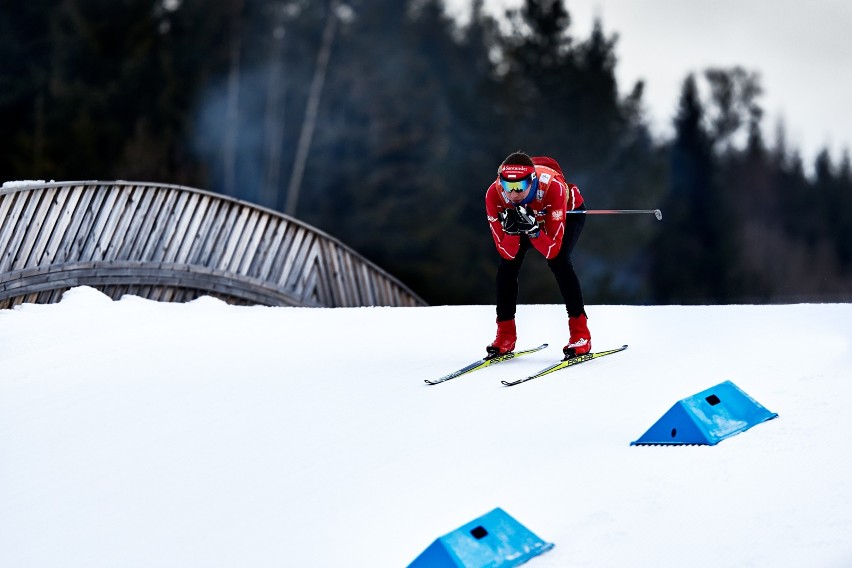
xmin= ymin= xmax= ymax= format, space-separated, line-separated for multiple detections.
xmin=485 ymin=151 xmax=591 ymax=359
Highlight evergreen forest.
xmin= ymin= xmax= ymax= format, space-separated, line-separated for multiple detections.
xmin=3 ymin=0 xmax=851 ymax=305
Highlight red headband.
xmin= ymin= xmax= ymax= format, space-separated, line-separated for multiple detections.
xmin=499 ymin=163 xmax=536 ymax=180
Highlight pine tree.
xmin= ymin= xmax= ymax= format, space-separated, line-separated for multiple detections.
xmin=652 ymin=74 xmax=737 ymax=303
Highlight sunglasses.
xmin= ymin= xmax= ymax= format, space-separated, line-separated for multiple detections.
xmin=499 ymin=176 xmax=532 ymax=193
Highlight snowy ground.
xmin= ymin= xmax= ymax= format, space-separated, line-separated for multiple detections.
xmin=1 ymin=286 xmax=851 ymax=567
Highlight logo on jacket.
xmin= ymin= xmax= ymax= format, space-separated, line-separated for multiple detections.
xmin=552 ymin=210 xmax=563 ymax=221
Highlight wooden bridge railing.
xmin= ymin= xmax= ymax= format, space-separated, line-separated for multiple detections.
xmin=0 ymin=181 xmax=426 ymax=309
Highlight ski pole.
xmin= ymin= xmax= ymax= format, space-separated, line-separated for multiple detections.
xmin=566 ymin=209 xmax=663 ymax=220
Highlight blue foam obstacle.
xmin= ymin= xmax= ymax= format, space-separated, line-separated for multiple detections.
xmin=631 ymin=380 xmax=778 ymax=446
xmin=407 ymin=507 xmax=554 ymax=568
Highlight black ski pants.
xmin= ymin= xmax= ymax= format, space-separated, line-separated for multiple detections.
xmin=495 ymin=211 xmax=586 ymax=322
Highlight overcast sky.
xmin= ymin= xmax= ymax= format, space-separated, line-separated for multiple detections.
xmin=446 ymin=0 xmax=852 ymax=169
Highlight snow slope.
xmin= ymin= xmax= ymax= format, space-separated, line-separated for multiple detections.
xmin=1 ymin=287 xmax=850 ymax=567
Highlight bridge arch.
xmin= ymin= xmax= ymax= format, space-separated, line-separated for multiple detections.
xmin=0 ymin=181 xmax=425 ymax=308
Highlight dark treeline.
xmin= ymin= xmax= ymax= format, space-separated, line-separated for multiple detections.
xmin=2 ymin=0 xmax=851 ymax=305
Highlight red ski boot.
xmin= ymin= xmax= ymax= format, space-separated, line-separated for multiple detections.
xmin=487 ymin=319 xmax=517 ymax=358
xmin=563 ymin=314 xmax=591 ymax=358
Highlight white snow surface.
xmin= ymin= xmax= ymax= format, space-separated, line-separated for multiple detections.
xmin=1 ymin=180 xmax=48 ymax=188
xmin=1 ymin=286 xmax=851 ymax=567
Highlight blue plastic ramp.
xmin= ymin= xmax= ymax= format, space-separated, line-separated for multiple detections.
xmin=631 ymin=380 xmax=778 ymax=446
xmin=407 ymin=507 xmax=554 ymax=567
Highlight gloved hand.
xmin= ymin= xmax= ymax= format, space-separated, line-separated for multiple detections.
xmin=500 ymin=206 xmax=539 ymax=236
xmin=501 ymin=206 xmax=539 ymax=237
xmin=499 ymin=208 xmax=523 ymax=235
xmin=515 ymin=206 xmax=539 ymax=237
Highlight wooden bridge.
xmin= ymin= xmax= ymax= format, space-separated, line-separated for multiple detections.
xmin=0 ymin=181 xmax=425 ymax=309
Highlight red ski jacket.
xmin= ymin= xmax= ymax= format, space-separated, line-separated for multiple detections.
xmin=485 ymin=156 xmax=584 ymax=260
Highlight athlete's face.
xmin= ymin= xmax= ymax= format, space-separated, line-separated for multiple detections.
xmin=506 ymin=188 xmax=530 ymax=204
xmin=499 ymin=173 xmax=533 ymax=204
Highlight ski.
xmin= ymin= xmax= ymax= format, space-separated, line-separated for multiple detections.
xmin=501 ymin=344 xmax=628 ymax=386
xmin=425 ymin=344 xmax=549 ymax=385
